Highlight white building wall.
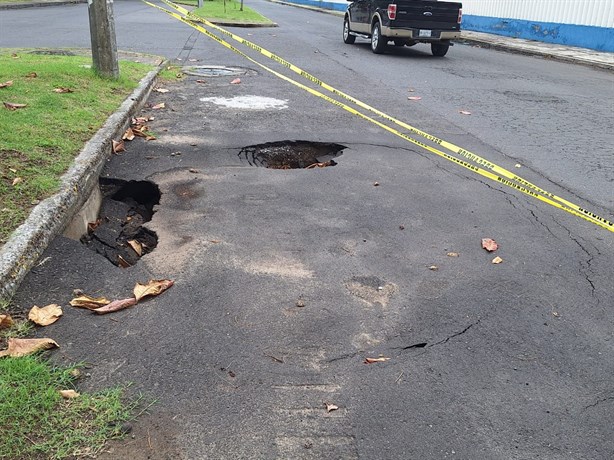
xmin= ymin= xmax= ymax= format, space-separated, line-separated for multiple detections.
xmin=461 ymin=0 xmax=614 ymax=28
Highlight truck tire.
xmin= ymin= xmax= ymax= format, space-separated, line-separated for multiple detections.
xmin=343 ymin=16 xmax=356 ymax=44
xmin=431 ymin=42 xmax=450 ymax=57
xmin=371 ymin=21 xmax=387 ymax=54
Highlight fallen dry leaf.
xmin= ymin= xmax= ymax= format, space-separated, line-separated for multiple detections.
xmin=11 ymin=53 xmax=19 ymax=58
xmin=0 ymin=337 xmax=59 ymax=358
xmin=28 ymin=304 xmax=63 ymax=326
xmin=0 ymin=80 xmax=13 ymax=89
xmin=151 ymin=102 xmax=165 ymax=110
xmin=408 ymin=87 xmax=415 ymax=92
xmin=122 ymin=127 xmax=135 ymax=141
xmin=447 ymin=252 xmax=460 ymax=257
xmin=195 ymin=79 xmax=206 ymax=84
xmin=134 ymin=279 xmax=174 ymax=302
xmin=127 ymin=239 xmax=143 ymax=256
xmin=59 ymin=389 xmax=80 ymax=399
xmin=408 ymin=96 xmax=422 ymax=101
xmin=230 ymin=78 xmax=241 ymax=84
xmin=117 ymin=255 xmax=131 ymax=268
xmin=515 ymin=163 xmax=522 ymax=168
xmin=364 ymin=356 xmax=391 ymax=364
xmin=3 ymin=102 xmax=27 ymax=110
xmin=481 ymin=238 xmax=499 ymax=252
xmin=459 ymin=110 xmax=472 ymax=115
xmin=12 ymin=177 xmax=23 ymax=186
xmin=325 ymin=402 xmax=339 ymax=412
xmin=154 ymin=88 xmax=170 ymax=93
xmin=492 ymin=256 xmax=503 ymax=264
xmin=92 ymin=297 xmax=137 ymax=315
xmin=189 ymin=168 xmax=199 ymax=173
xmin=373 ymin=181 xmax=380 ymax=186
xmin=70 ymin=294 xmax=111 ymax=310
xmin=25 ymin=72 xmax=37 ymax=78
xmin=132 ymin=116 xmax=153 ymax=124
xmin=0 ymin=314 xmax=14 ymax=330
xmin=53 ymin=87 xmax=73 ymax=93
xmin=428 ymin=265 xmax=439 ymax=271
xmin=112 ymin=139 xmax=125 ymax=154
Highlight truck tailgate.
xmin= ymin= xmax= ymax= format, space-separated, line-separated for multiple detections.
xmin=393 ymin=1 xmax=462 ymax=31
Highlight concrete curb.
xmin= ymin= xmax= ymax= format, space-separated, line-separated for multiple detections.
xmin=0 ymin=0 xmax=85 ymax=9
xmin=0 ymin=65 xmax=163 ymax=302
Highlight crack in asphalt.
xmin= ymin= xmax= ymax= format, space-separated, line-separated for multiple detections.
xmin=393 ymin=319 xmax=482 ymax=354
xmin=583 ymin=395 xmax=614 ymax=411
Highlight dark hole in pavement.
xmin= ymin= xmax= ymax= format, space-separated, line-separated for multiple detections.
xmin=239 ymin=141 xmax=345 ymax=169
xmin=80 ymin=178 xmax=161 ymax=268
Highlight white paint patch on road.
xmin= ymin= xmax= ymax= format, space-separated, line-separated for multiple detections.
xmin=199 ymin=95 xmax=288 ymax=110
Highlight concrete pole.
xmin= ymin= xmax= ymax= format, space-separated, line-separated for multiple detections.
xmin=198 ymin=0 xmax=203 ymax=8
xmin=88 ymin=0 xmax=119 ymax=79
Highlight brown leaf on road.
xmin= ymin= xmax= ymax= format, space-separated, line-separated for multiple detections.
xmin=230 ymin=78 xmax=241 ymax=84
xmin=117 ymin=255 xmax=131 ymax=268
xmin=53 ymin=87 xmax=74 ymax=93
xmin=195 ymin=79 xmax=206 ymax=84
xmin=0 ymin=80 xmax=13 ymax=89
xmin=28 ymin=304 xmax=63 ymax=326
xmin=91 ymin=297 xmax=137 ymax=315
xmin=428 ymin=265 xmax=439 ymax=271
xmin=112 ymin=139 xmax=125 ymax=154
xmin=151 ymin=102 xmax=165 ymax=109
xmin=3 ymin=102 xmax=27 ymax=110
xmin=70 ymin=294 xmax=111 ymax=310
xmin=325 ymin=402 xmax=339 ymax=412
xmin=127 ymin=239 xmax=143 ymax=256
xmin=459 ymin=110 xmax=472 ymax=115
xmin=481 ymin=238 xmax=499 ymax=252
xmin=492 ymin=256 xmax=503 ymax=264
xmin=364 ymin=356 xmax=391 ymax=364
xmin=122 ymin=127 xmax=136 ymax=141
xmin=408 ymin=96 xmax=422 ymax=101
xmin=154 ymin=88 xmax=170 ymax=93
xmin=134 ymin=279 xmax=174 ymax=302
xmin=59 ymin=389 xmax=80 ymax=399
xmin=0 ymin=314 xmax=14 ymax=330
xmin=0 ymin=338 xmax=59 ymax=358
xmin=447 ymin=252 xmax=460 ymax=257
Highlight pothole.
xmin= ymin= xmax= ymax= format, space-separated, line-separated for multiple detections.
xmin=80 ymin=178 xmax=161 ymax=267
xmin=239 ymin=141 xmax=345 ymax=169
xmin=182 ymin=65 xmax=257 ymax=77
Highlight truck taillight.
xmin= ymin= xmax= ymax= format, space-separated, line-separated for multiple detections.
xmin=458 ymin=8 xmax=462 ymax=23
xmin=387 ymin=4 xmax=397 ymax=20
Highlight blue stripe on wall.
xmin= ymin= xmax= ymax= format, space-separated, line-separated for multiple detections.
xmin=281 ymin=0 xmax=348 ymax=12
xmin=462 ymin=15 xmax=614 ymax=52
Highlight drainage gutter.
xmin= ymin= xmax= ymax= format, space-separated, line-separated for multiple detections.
xmin=0 ymin=64 xmax=164 ymax=302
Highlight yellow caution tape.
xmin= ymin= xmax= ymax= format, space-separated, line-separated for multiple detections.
xmin=144 ymin=0 xmax=614 ymax=232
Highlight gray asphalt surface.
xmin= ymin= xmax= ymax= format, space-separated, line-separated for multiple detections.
xmin=3 ymin=1 xmax=614 ymax=459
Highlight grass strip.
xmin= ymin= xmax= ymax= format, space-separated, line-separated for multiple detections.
xmin=192 ymin=0 xmax=273 ymax=23
xmin=0 ymin=51 xmax=153 ymax=245
xmin=0 ymin=354 xmax=139 ymax=459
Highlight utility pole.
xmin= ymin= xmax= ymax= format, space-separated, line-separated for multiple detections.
xmin=88 ymin=0 xmax=119 ymax=79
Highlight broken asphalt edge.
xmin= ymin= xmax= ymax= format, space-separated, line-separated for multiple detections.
xmin=0 ymin=63 xmax=164 ymax=303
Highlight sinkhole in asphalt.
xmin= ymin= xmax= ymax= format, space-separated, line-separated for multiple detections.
xmin=80 ymin=178 xmax=161 ymax=268
xmin=182 ymin=65 xmax=258 ymax=77
xmin=239 ymin=141 xmax=346 ymax=169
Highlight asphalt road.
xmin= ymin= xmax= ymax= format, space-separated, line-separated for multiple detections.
xmin=3 ymin=1 xmax=614 ymax=459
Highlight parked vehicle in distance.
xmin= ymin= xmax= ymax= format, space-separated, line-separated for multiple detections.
xmin=343 ymin=0 xmax=462 ymax=56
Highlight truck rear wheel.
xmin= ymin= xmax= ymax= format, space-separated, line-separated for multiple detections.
xmin=371 ymin=21 xmax=387 ymax=54
xmin=343 ymin=17 xmax=355 ymax=44
xmin=431 ymin=42 xmax=450 ymax=57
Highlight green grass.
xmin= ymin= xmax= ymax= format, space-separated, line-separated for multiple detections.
xmin=0 ymin=355 xmax=141 ymax=459
xmin=192 ymin=0 xmax=273 ymax=23
xmin=0 ymin=51 xmax=154 ymax=244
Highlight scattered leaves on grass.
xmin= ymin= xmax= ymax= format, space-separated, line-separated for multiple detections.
xmin=492 ymin=256 xmax=503 ymax=264
xmin=25 ymin=72 xmax=37 ymax=78
xmin=0 ymin=337 xmax=59 ymax=358
xmin=12 ymin=177 xmax=23 ymax=186
xmin=127 ymin=239 xmax=143 ymax=256
xmin=28 ymin=304 xmax=63 ymax=326
xmin=92 ymin=297 xmax=137 ymax=315
xmin=151 ymin=102 xmax=165 ymax=110
xmin=53 ymin=87 xmax=74 ymax=93
xmin=0 ymin=314 xmax=14 ymax=330
xmin=59 ymin=389 xmax=80 ymax=399
xmin=325 ymin=402 xmax=339 ymax=412
xmin=230 ymin=78 xmax=241 ymax=84
xmin=408 ymin=96 xmax=422 ymax=101
xmin=481 ymin=238 xmax=498 ymax=252
xmin=364 ymin=356 xmax=391 ymax=364
xmin=70 ymin=294 xmax=111 ymax=310
xmin=3 ymin=101 xmax=27 ymax=110
xmin=11 ymin=53 xmax=19 ymax=58
xmin=154 ymin=88 xmax=170 ymax=93
xmin=133 ymin=279 xmax=174 ymax=302
xmin=0 ymin=80 xmax=13 ymax=89
xmin=447 ymin=252 xmax=460 ymax=257
xmin=112 ymin=139 xmax=125 ymax=154
xmin=459 ymin=110 xmax=472 ymax=115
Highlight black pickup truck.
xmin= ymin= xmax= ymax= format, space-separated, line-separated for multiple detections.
xmin=343 ymin=0 xmax=462 ymax=56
